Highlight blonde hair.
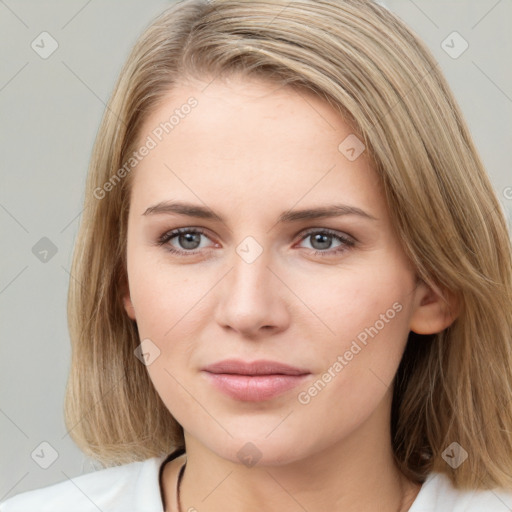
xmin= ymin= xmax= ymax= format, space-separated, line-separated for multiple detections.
xmin=65 ymin=0 xmax=512 ymax=490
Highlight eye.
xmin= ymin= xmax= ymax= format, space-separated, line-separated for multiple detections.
xmin=156 ymin=227 xmax=216 ymax=256
xmin=296 ymin=229 xmax=355 ymax=257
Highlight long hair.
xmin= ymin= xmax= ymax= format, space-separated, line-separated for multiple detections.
xmin=64 ymin=0 xmax=512 ymax=489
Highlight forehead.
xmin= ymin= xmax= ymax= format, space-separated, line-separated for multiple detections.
xmin=130 ymin=75 xmax=384 ymax=217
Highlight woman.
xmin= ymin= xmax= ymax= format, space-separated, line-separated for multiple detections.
xmin=2 ymin=0 xmax=512 ymax=510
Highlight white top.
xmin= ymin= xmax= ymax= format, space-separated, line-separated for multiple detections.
xmin=2 ymin=454 xmax=512 ymax=511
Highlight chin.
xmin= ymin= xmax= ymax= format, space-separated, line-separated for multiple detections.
xmin=205 ymin=433 xmax=310 ymax=468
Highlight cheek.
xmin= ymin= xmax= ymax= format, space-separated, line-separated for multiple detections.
xmin=292 ymin=263 xmax=412 ymax=411
xmin=126 ymin=247 xmax=205 ymax=338
xmin=291 ymin=258 xmax=413 ymax=346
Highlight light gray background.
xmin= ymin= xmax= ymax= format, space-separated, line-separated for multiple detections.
xmin=1 ymin=0 xmax=511 ymax=500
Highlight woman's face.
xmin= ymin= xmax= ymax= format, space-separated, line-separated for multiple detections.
xmin=123 ymin=74 xmax=438 ymax=465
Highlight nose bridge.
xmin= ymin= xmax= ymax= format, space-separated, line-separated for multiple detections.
xmin=230 ymin=235 xmax=273 ymax=301
xmin=214 ymin=234 xmax=287 ymax=335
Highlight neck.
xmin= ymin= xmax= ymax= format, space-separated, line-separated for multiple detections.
xmin=168 ymin=391 xmax=421 ymax=512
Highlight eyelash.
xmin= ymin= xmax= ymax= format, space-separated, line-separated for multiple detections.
xmin=156 ymin=227 xmax=356 ymax=258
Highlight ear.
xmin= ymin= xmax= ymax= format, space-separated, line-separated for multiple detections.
xmin=409 ymin=279 xmax=459 ymax=335
xmin=120 ymin=276 xmax=136 ymax=321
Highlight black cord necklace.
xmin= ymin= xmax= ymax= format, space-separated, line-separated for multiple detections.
xmin=175 ymin=461 xmax=186 ymax=512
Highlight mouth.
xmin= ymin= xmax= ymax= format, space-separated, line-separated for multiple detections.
xmin=201 ymin=359 xmax=311 ymax=401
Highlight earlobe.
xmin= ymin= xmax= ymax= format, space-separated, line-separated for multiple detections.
xmin=120 ymin=277 xmax=136 ymax=321
xmin=409 ymin=280 xmax=459 ymax=335
xmin=123 ymin=294 xmax=137 ymax=320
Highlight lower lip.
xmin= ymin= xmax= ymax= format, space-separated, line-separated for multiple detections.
xmin=203 ymin=372 xmax=310 ymax=401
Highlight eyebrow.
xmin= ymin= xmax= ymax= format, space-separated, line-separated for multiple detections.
xmin=142 ymin=200 xmax=377 ymax=223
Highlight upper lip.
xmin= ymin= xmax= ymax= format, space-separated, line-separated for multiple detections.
xmin=202 ymin=359 xmax=310 ymax=376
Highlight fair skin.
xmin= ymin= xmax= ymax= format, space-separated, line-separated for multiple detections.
xmin=123 ymin=74 xmax=455 ymax=512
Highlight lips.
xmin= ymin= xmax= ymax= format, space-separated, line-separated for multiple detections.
xmin=202 ymin=359 xmax=310 ymax=376
xmin=202 ymin=359 xmax=311 ymax=401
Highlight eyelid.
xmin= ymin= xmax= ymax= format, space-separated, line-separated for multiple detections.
xmin=156 ymin=226 xmax=216 ymax=247
xmin=157 ymin=225 xmax=356 ymax=243
xmin=158 ymin=226 xmax=358 ymax=242
xmin=296 ymin=226 xmax=357 ymax=244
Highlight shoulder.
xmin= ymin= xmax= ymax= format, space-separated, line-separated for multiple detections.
xmin=0 ymin=456 xmax=167 ymax=512
xmin=410 ymin=471 xmax=512 ymax=511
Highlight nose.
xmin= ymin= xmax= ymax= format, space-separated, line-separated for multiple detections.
xmin=214 ymin=245 xmax=290 ymax=338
